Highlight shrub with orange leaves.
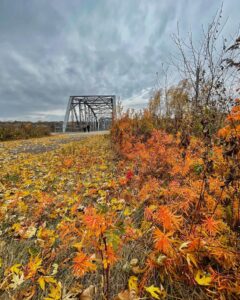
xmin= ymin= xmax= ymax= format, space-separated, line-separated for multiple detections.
xmin=111 ymin=103 xmax=240 ymax=299
xmin=153 ymin=229 xmax=174 ymax=255
xmin=73 ymin=251 xmax=97 ymax=277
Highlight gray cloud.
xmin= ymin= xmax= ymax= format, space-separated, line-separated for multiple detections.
xmin=0 ymin=0 xmax=239 ymax=120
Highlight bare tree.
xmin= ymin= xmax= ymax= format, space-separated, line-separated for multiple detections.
xmin=225 ymin=36 xmax=240 ymax=71
xmin=171 ymin=5 xmax=238 ymax=114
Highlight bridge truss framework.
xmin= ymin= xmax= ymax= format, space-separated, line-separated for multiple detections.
xmin=63 ymin=95 xmax=116 ymax=132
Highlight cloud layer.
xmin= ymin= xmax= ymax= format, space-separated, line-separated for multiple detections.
xmin=0 ymin=0 xmax=239 ymax=120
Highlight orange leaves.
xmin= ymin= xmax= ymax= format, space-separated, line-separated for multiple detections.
xmin=2 ymin=112 xmax=240 ymax=299
xmin=81 ymin=207 xmax=107 ymax=237
xmin=72 ymin=251 xmax=96 ymax=277
xmin=103 ymin=245 xmax=118 ymax=268
xmin=25 ymin=256 xmax=42 ymax=279
xmin=203 ymin=217 xmax=222 ymax=236
xmin=153 ymin=228 xmax=174 ymax=255
xmin=144 ymin=205 xmax=157 ymax=221
xmin=218 ymin=126 xmax=231 ymax=138
xmin=111 ymin=112 xmax=240 ymax=298
xmin=138 ymin=178 xmax=160 ymax=202
xmin=218 ymin=98 xmax=240 ymax=139
xmin=63 ymin=158 xmax=74 ymax=168
xmin=227 ymin=101 xmax=240 ymax=122
xmin=153 ymin=206 xmax=182 ymax=232
xmin=209 ymin=245 xmax=238 ymax=270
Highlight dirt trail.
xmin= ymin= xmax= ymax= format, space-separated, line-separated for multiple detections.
xmin=0 ymin=131 xmax=109 ymax=155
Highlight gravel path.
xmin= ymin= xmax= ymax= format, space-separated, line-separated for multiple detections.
xmin=0 ymin=131 xmax=109 ymax=155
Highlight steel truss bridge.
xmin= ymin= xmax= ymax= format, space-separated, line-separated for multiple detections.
xmin=63 ymin=95 xmax=116 ymax=132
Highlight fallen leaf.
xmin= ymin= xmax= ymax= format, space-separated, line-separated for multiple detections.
xmin=9 ymin=273 xmax=24 ymax=289
xmin=128 ymin=276 xmax=138 ymax=294
xmin=145 ymin=284 xmax=166 ymax=299
xmin=195 ymin=270 xmax=212 ymax=286
xmin=80 ymin=285 xmax=96 ymax=300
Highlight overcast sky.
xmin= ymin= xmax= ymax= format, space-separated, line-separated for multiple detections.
xmin=0 ymin=0 xmax=239 ymax=121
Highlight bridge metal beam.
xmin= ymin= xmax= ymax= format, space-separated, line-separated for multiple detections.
xmin=63 ymin=95 xmax=116 ymax=133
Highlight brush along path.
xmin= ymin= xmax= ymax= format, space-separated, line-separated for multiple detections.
xmin=0 ymin=134 xmax=133 ymax=299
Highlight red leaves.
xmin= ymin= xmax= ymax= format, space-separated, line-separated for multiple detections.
xmin=126 ymin=170 xmax=134 ymax=181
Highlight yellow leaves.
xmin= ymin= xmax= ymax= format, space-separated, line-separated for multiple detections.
xmin=0 ymin=181 xmax=5 ymax=192
xmin=37 ymin=226 xmax=58 ymax=247
xmin=10 ymin=263 xmax=22 ymax=274
xmin=102 ymin=258 xmax=108 ymax=270
xmin=44 ymin=281 xmax=62 ymax=300
xmin=128 ymin=276 xmax=138 ymax=294
xmin=1 ymin=124 xmax=239 ymax=298
xmin=122 ymin=258 xmax=147 ymax=275
xmin=38 ymin=276 xmax=57 ymax=291
xmin=23 ymin=225 xmax=37 ymax=239
xmin=72 ymin=251 xmax=96 ymax=277
xmin=179 ymin=241 xmax=190 ymax=251
xmin=115 ymin=276 xmax=140 ymax=300
xmin=25 ymin=255 xmax=42 ymax=279
xmin=123 ymin=207 xmax=131 ymax=216
xmin=186 ymin=253 xmax=198 ymax=269
xmin=98 ymin=189 xmax=107 ymax=198
xmin=99 ymin=165 xmax=108 ymax=171
xmin=145 ymin=285 xmax=166 ymax=299
xmin=110 ymin=198 xmax=126 ymax=212
xmin=12 ymin=223 xmax=21 ymax=232
xmin=3 ymin=263 xmax=24 ymax=290
xmin=38 ymin=276 xmax=46 ymax=290
xmin=17 ymin=200 xmax=28 ymax=213
xmin=195 ymin=270 xmax=212 ymax=286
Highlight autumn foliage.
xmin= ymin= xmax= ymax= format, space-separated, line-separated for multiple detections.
xmin=110 ymin=99 xmax=240 ymax=299
xmin=0 ymin=99 xmax=239 ymax=299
